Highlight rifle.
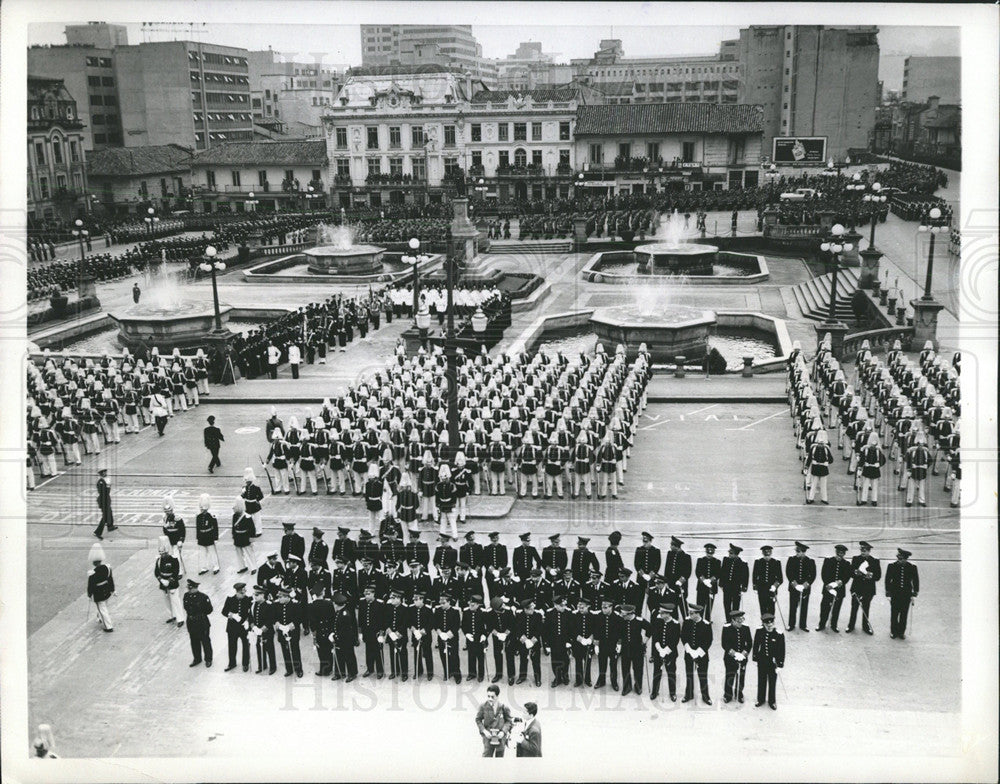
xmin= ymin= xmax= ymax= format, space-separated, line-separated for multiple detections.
xmin=258 ymin=455 xmax=276 ymax=494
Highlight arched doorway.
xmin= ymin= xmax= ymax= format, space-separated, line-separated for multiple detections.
xmin=514 ymin=148 xmax=527 ymax=168
xmin=514 ymin=181 xmax=528 ymax=200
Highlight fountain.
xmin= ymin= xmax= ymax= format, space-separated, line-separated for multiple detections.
xmin=109 ymin=258 xmax=232 ymax=351
xmin=302 ymin=221 xmax=386 ymax=275
xmin=634 ymin=211 xmax=718 ymax=275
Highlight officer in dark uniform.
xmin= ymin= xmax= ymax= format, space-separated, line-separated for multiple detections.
xmin=409 ymin=591 xmax=435 ymax=680
xmin=649 ymin=601 xmax=681 ymax=701
xmin=357 ymin=531 xmax=380 ymax=568
xmin=331 ymin=591 xmax=359 ymax=681
xmin=513 ymin=532 xmax=541 ymax=582
xmin=308 ymin=585 xmax=335 ymax=675
xmin=483 ymin=531 xmax=509 ymax=593
xmin=785 ymin=541 xmax=816 ymax=632
xmin=680 ymin=603 xmax=713 ymax=705
xmin=752 ymin=545 xmax=783 ymax=615
xmin=847 ymin=541 xmax=881 ymax=634
xmin=405 ymin=530 xmax=431 ymax=573
xmin=593 ymin=597 xmax=621 ymax=690
xmin=633 ymin=531 xmax=661 ymax=598
xmin=488 ymin=596 xmax=517 ymax=685
xmin=817 ymin=545 xmax=853 ymax=632
xmin=249 ymin=584 xmax=276 ymax=674
xmin=332 ymin=526 xmax=357 ymax=567
xmin=256 ymin=551 xmax=285 ymax=591
xmin=721 ymin=609 xmax=753 ymax=703
xmin=541 ymin=533 xmax=568 ymax=582
xmin=604 ymin=530 xmax=625 ymax=584
xmin=384 ymin=589 xmax=411 ymax=681
xmin=753 ymin=613 xmax=785 ymax=709
xmin=459 ymin=531 xmax=485 ymax=579
xmin=357 ymin=584 xmax=386 ymax=678
xmin=569 ymin=597 xmax=597 ymax=686
xmin=222 ymin=582 xmax=253 ymax=672
xmin=515 ymin=596 xmax=544 ymax=686
xmin=280 ymin=522 xmax=306 ymax=564
xmin=544 ymin=594 xmax=573 ymax=687
xmin=434 ymin=592 xmax=462 ymax=683
xmin=582 ymin=569 xmax=605 ymax=609
xmin=694 ymin=543 xmax=722 ymax=620
xmin=433 ymin=534 xmax=459 ymax=574
xmin=571 ymin=537 xmax=600 ymax=585
xmin=308 ymin=527 xmax=329 ymax=571
xmin=617 ymin=603 xmax=648 ymax=696
xmin=720 ymin=543 xmax=749 ymax=618
xmin=93 ymin=467 xmax=117 ymax=539
xmin=461 ymin=593 xmax=489 ymax=682
xmin=183 ymin=579 xmax=213 ymax=668
xmin=884 ymin=548 xmax=919 ymax=640
xmin=273 ymin=587 xmax=304 ymax=677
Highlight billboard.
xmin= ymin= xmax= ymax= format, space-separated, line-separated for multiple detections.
xmin=772 ymin=136 xmax=828 ymax=164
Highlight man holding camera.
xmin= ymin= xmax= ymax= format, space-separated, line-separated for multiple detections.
xmin=475 ymin=684 xmax=513 ymax=757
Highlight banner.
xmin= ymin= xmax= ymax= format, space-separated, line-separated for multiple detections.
xmin=772 ymin=137 xmax=828 ymax=164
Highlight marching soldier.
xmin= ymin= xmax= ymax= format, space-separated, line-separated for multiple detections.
xmin=273 ymin=587 xmax=304 ymax=678
xmin=694 ymin=543 xmax=722 ymax=620
xmin=155 ymin=536 xmax=184 ymax=627
xmin=515 ymin=596 xmax=544 ymax=687
xmin=434 ymin=592 xmax=463 ymax=683
xmin=488 ymin=596 xmax=517 ymax=685
xmin=617 ymin=603 xmax=648 ymax=696
xmin=785 ymin=541 xmax=816 ymax=632
xmin=183 ymin=579 xmax=213 ymax=668
xmin=721 ymin=609 xmax=752 ymax=703
xmin=87 ymin=543 xmax=115 ymax=632
xmin=512 ymin=532 xmax=541 ymax=582
xmin=649 ymin=601 xmax=680 ymax=701
xmin=634 ymin=531 xmax=662 ymax=598
xmin=752 ymin=545 xmax=782 ymax=615
xmin=885 ymin=548 xmax=919 ymax=640
xmin=569 ymin=597 xmax=597 ymax=686
xmin=249 ymin=584 xmax=276 ymax=674
xmin=664 ymin=537 xmax=692 ymax=608
xmin=409 ymin=591 xmax=435 ymax=680
xmin=817 ymin=545 xmax=852 ymax=633
xmin=752 ymin=613 xmax=785 ymax=710
xmin=330 ymin=591 xmax=359 ymax=682
xmin=222 ymin=582 xmax=253 ymax=672
xmin=847 ymin=541 xmax=881 ymax=634
xmin=680 ymin=603 xmax=712 ymax=705
xmin=384 ymin=589 xmax=410 ymax=681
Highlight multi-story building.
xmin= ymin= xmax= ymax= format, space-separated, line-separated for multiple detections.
xmin=27 ymin=76 xmax=89 ymax=225
xmin=494 ymin=41 xmax=574 ymax=91
xmin=86 ymin=144 xmax=193 ymax=217
xmin=570 ymin=39 xmax=741 ymax=105
xmin=114 ymin=41 xmax=253 ymax=151
xmin=27 ymin=45 xmax=122 ymax=151
xmin=738 ymin=25 xmax=880 ymax=161
xmin=64 ymin=22 xmax=128 ymax=49
xmin=361 ymin=25 xmax=496 ymax=85
xmin=878 ymin=97 xmax=961 ymax=164
xmin=248 ymin=49 xmax=348 ymax=133
xmin=573 ymin=103 xmax=765 ymax=194
xmin=188 ymin=140 xmax=328 ymax=213
xmin=322 ymin=65 xmax=486 ymax=208
xmin=901 ymin=56 xmax=960 ymax=105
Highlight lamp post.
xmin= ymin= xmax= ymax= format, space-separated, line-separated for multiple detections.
xmin=198 ymin=245 xmax=226 ymax=332
xmin=415 ymin=303 xmax=430 ymax=351
xmin=857 ymin=180 xmax=886 ymax=289
xmin=401 ymin=236 xmax=428 ymax=321
xmin=816 ymin=223 xmax=852 ymax=357
xmin=474 ymin=177 xmax=486 ymax=201
xmin=305 ymin=185 xmax=321 ymax=213
xmin=471 ymin=305 xmax=488 ymax=353
xmin=918 ymin=207 xmax=947 ymax=300
xmin=246 ymin=191 xmax=259 ymax=214
xmin=443 ymin=251 xmax=460 ymax=460
xmin=862 ymin=181 xmax=886 ymax=249
xmin=843 ymin=172 xmax=866 ymax=231
xmin=144 ymin=206 xmax=160 ymax=236
xmin=71 ymin=218 xmax=89 ymax=262
xmin=909 ymin=206 xmax=948 ymax=349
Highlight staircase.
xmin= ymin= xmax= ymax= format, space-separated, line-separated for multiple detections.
xmin=486 ymin=239 xmax=573 ymax=255
xmin=790 ymin=266 xmax=861 ymax=323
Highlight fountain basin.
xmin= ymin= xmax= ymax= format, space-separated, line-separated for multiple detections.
xmin=303 ymin=244 xmax=386 ymax=275
xmin=590 ymin=305 xmax=718 ymax=362
xmin=109 ymin=301 xmax=233 ymax=351
xmin=634 ymin=242 xmax=718 ymax=275
xmin=582 ymin=250 xmax=769 ymax=285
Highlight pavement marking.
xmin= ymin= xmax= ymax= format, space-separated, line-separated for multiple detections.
xmin=730 ymin=409 xmax=787 ymax=431
xmin=685 ymin=403 xmax=719 ymax=416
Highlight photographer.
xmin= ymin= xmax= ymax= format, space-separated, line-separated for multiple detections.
xmin=474 ymin=684 xmax=512 ymax=758
xmin=514 ymin=702 xmax=542 ymax=758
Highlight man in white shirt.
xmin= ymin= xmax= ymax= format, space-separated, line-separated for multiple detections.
xmin=287 ymin=343 xmax=302 ymax=379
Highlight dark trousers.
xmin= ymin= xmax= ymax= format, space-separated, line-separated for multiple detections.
xmin=889 ymin=595 xmax=912 ymax=636
xmin=620 ymin=648 xmax=643 ymax=693
xmin=389 ymin=640 xmax=409 ymax=677
xmin=684 ymin=653 xmax=710 ymax=700
xmin=363 ymin=633 xmax=384 ymax=675
xmin=208 ymin=447 xmax=221 ymax=471
xmin=788 ymin=588 xmax=811 ymax=629
xmin=227 ymin=627 xmax=250 ymax=668
xmin=757 ymin=662 xmax=778 ymax=706
xmin=94 ymin=503 xmax=114 ymax=536
xmin=255 ymin=630 xmax=276 ymax=672
xmin=314 ymin=635 xmax=333 ymax=675
xmin=333 ymin=643 xmax=358 ymax=677
xmin=818 ymin=591 xmax=845 ymax=629
xmin=467 ymin=641 xmax=486 ymax=680
xmin=651 ymin=650 xmax=677 ymax=697
xmin=414 ymin=635 xmax=434 ymax=677
xmin=848 ymin=592 xmax=874 ymax=632
xmin=756 ymin=587 xmax=777 ymax=615
xmin=438 ymin=639 xmax=461 ymax=680
xmin=695 ymin=586 xmax=718 ymax=620
xmin=277 ymin=629 xmax=303 ymax=675
xmin=291 ymin=363 xmax=300 ymax=379
xmin=721 ymin=588 xmax=742 ymax=619
xmin=269 ymin=364 xmax=278 ymax=379
xmin=155 ymin=415 xmax=168 ymax=435
xmin=571 ymin=642 xmax=593 ymax=685
xmin=549 ymin=643 xmax=571 ymax=684
xmin=188 ymin=617 xmax=213 ymax=664
xmin=518 ymin=642 xmax=541 ymax=682
xmin=492 ymin=638 xmax=517 ymax=679
xmin=723 ymin=654 xmax=747 ymax=700
xmin=597 ymin=644 xmax=619 ymax=687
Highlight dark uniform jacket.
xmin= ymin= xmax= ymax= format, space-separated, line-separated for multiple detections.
xmin=281 ymin=532 xmax=306 ymax=563
xmin=695 ymin=555 xmax=722 ymax=594
xmin=196 ymin=511 xmax=219 ymax=546
xmin=649 ymin=615 xmax=681 ymax=655
xmin=512 ymin=544 xmax=541 ymax=579
xmin=785 ymin=555 xmax=817 ymax=590
xmin=604 ymin=546 xmax=625 ymax=583
xmin=664 ymin=549 xmax=692 ymax=587
xmin=752 ymin=627 xmax=785 ymax=667
xmin=618 ymin=616 xmax=648 ymax=655
xmin=483 ymin=542 xmax=509 ymax=573
xmin=884 ymin=561 xmax=919 ymax=598
xmin=752 ymin=557 xmax=783 ymax=592
xmin=571 ymin=548 xmax=600 ymax=584
xmin=222 ymin=594 xmax=253 ymax=633
xmin=821 ymin=557 xmax=853 ymax=597
xmin=541 ymin=544 xmax=568 ymax=577
xmin=719 ymin=556 xmax=749 ymax=592
xmin=680 ymin=619 xmax=713 ymax=655
xmin=721 ymin=623 xmax=752 ymax=658
xmin=155 ymin=554 xmax=181 ymax=590
xmin=634 ymin=544 xmax=661 ymax=577
xmin=332 ymin=536 xmax=357 ymax=566
xmin=850 ymin=554 xmax=882 ymax=597
xmin=405 ymin=541 xmax=431 ymax=570
xmin=87 ymin=564 xmax=115 ymax=602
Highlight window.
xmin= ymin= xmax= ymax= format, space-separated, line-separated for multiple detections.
xmin=50 ymin=139 xmax=64 ymax=164
xmin=559 ymin=149 xmax=570 ymax=166
xmin=470 ymin=123 xmax=481 ymax=142
xmin=513 ymin=122 xmax=527 ymax=141
xmin=471 ymin=150 xmax=482 ymax=169
xmin=513 ymin=148 xmax=527 ymax=168
xmin=284 ymin=169 xmax=295 ymax=183
xmin=231 ymin=170 xmax=241 ymax=186
xmin=367 ymin=126 xmax=379 ymax=149
xmin=258 ymin=170 xmax=268 ymax=186
xmin=444 ymin=125 xmax=456 ymax=147
xmin=559 ymin=121 xmax=570 ymax=140
xmin=682 ymin=142 xmax=695 ymax=163
xmin=531 ymin=122 xmax=542 ymax=141
xmin=647 ymin=142 xmax=659 ymax=161
xmin=411 ymin=157 xmax=425 ymax=181
xmin=102 ymin=76 xmax=114 ymax=87
xmin=498 ymin=150 xmax=510 ymax=168
xmin=312 ymin=169 xmax=321 ymax=182
xmin=160 ymin=177 xmax=169 ymax=196
xmin=139 ymin=181 xmax=148 ymax=198
xmin=70 ymin=141 xmax=79 ymax=162
xmin=443 ymin=157 xmax=460 ymax=177
xmin=389 ymin=157 xmax=403 ymax=177
xmin=94 ymin=132 xmax=107 ymax=144
xmin=88 ymin=75 xmax=101 ymax=87
xmin=336 ymin=127 xmax=348 ymax=149
xmin=618 ymin=143 xmax=631 ymax=160
xmin=532 ymin=149 xmax=542 ymax=166
xmin=99 ymin=58 xmax=112 ymax=68
xmin=389 ymin=126 xmax=401 ymax=148
xmin=39 ymin=177 xmax=49 ymax=198
xmin=86 ymin=56 xmax=99 ymax=67
xmin=90 ymin=95 xmax=103 ymax=105
xmin=104 ymin=95 xmax=117 ymax=107
xmin=56 ymin=174 xmax=67 ymax=189
xmin=589 ymin=143 xmax=603 ymax=164
xmin=206 ymin=170 xmax=216 ymax=188
xmin=498 ymin=123 xmax=509 ymax=141
xmin=411 ymin=125 xmax=424 ymax=147
xmin=367 ymin=158 xmax=381 ymax=176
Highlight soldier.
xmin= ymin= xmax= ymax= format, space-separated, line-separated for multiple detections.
xmin=357 ymin=585 xmax=386 ymax=678
xmin=396 ymin=474 xmax=420 ymax=536
xmin=805 ymin=430 xmax=835 ymax=504
xmin=435 ymin=592 xmax=463 ymax=683
xmin=680 ymin=603 xmax=713 ymax=705
xmin=694 ymin=543 xmax=722 ymax=620
xmin=183 ymin=579 xmax=214 ymax=668
xmin=566 ymin=597 xmax=596 ymax=687
xmin=604 ymin=530 xmax=625 ymax=584
xmin=330 ymin=591 xmax=359 ymax=682
xmin=231 ymin=499 xmax=258 ymax=575
xmin=752 ymin=613 xmax=785 ymax=710
xmin=847 ymin=541 xmax=882 ymax=634
xmin=433 ymin=533 xmax=459 ymax=574
xmin=785 ymin=541 xmax=816 ymax=632
xmin=462 ymin=594 xmax=489 ymax=682
xmin=222 ymin=582 xmax=253 ymax=672
xmin=460 ymin=531 xmax=485 ymax=580
xmin=571 ymin=432 xmax=594 ymax=499
xmin=405 ymin=530 xmax=431 ymax=573
xmin=357 ymin=532 xmax=382 ymax=571
xmin=570 ymin=537 xmax=600 ymax=585
xmin=409 ymin=590 xmax=436 ymax=680
xmin=256 ymin=551 xmax=285 ymax=591
xmin=241 ymin=468 xmax=265 ymax=536
xmin=364 ymin=464 xmax=385 ymax=534
xmin=634 ymin=531 xmax=662 ymax=598
xmin=817 ymin=545 xmax=853 ymax=633
xmin=332 ymin=526 xmax=357 ymax=568
xmin=195 ymin=494 xmax=220 ymax=575
xmin=752 ymin=545 xmax=782 ymax=615
xmin=307 ymin=527 xmax=329 ymax=572
xmin=309 ymin=585 xmax=336 ymax=676
xmin=93 ymin=467 xmax=117 ymax=539
xmin=483 ymin=531 xmax=508 ymax=593
xmin=161 ymin=499 xmax=187 ymax=574
xmin=541 ymin=533 xmax=568 ymax=582
xmin=722 ymin=609 xmax=753 ymax=703
xmin=664 ymin=536 xmax=692 ymax=607
xmin=86 ymin=543 xmax=115 ymax=632
xmin=155 ymin=536 xmax=184 ymax=627
xmin=513 ymin=532 xmax=541 ymax=582
xmin=273 ymin=587 xmax=304 ymax=678
xmin=592 ymin=598 xmax=620 ymax=690
xmin=249 ymin=584 xmax=276 ymax=675
xmin=516 ymin=597 xmax=544 ymax=686
xmin=905 ymin=432 xmax=932 ymax=507
xmin=487 ymin=596 xmax=517 ymax=685
xmin=649 ymin=601 xmax=681 ymax=701
xmin=885 ymin=548 xmax=919 ymax=640
xmin=857 ymin=433 xmax=887 ymax=506
xmin=384 ymin=589 xmax=410 ymax=681
xmin=617 ymin=603 xmax=648 ymax=696
xmin=543 ymin=432 xmax=566 ymax=498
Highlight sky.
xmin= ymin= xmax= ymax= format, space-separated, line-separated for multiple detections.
xmin=26 ymin=20 xmax=960 ymax=91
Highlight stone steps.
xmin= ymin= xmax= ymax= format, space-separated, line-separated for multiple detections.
xmin=790 ymin=266 xmax=861 ymax=322
xmin=487 ymin=239 xmax=573 ymax=254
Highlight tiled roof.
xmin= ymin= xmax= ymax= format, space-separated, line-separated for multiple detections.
xmin=86 ymin=145 xmax=193 ymax=178
xmin=471 ymin=86 xmax=580 ymax=103
xmin=574 ymin=103 xmax=764 ymax=135
xmin=191 ymin=140 xmax=327 ymax=166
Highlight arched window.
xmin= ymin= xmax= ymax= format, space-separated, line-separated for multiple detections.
xmin=514 ymin=148 xmax=527 ymax=168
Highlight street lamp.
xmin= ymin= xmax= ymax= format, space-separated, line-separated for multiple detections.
xmin=917 ymin=206 xmax=948 ymax=300
xmin=819 ymin=224 xmax=853 ymax=324
xmin=71 ymin=218 xmax=89 ymax=261
xmin=471 ymin=305 xmax=488 ymax=353
xmin=144 ymin=206 xmax=160 ymax=236
xmin=474 ymin=177 xmax=486 ymax=200
xmin=415 ymin=303 xmax=431 ymax=350
xmin=198 ymin=245 xmax=227 ymax=331
xmin=401 ymin=236 xmax=428 ymax=321
xmin=442 ymin=251 xmax=460 ymax=461
xmin=246 ymin=191 xmax=259 ymax=213
xmin=843 ymin=172 xmax=866 ymax=230
xmin=305 ymin=185 xmax=321 ymax=213
xmin=862 ymin=181 xmax=886 ymax=250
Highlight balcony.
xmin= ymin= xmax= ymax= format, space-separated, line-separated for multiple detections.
xmin=364 ymin=173 xmax=425 ymax=187
xmin=495 ymin=164 xmax=546 ymax=178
